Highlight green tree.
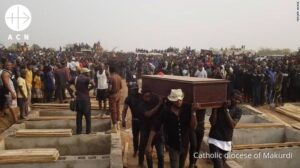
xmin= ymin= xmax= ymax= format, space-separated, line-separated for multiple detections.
xmin=31 ymin=44 xmax=41 ymax=51
xmin=257 ymin=48 xmax=291 ymax=56
xmin=7 ymin=43 xmax=18 ymax=51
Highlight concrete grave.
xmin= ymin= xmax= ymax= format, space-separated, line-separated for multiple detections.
xmin=5 ymin=133 xmax=111 ymax=155
xmin=202 ymin=127 xmax=300 ymax=168
xmin=24 ymin=119 xmax=111 ymax=133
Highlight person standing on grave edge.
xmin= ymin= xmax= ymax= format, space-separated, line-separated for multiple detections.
xmin=107 ymin=65 xmax=122 ymax=133
xmin=17 ymin=69 xmax=29 ymax=120
xmin=24 ymin=63 xmax=33 ymax=111
xmin=0 ymin=61 xmax=19 ymax=123
xmin=95 ymin=63 xmax=110 ymax=112
xmin=69 ymin=68 xmax=95 ymax=134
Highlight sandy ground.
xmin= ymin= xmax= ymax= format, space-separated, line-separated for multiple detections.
xmin=0 ymin=108 xmax=20 ymax=134
xmin=256 ymin=105 xmax=299 ymax=126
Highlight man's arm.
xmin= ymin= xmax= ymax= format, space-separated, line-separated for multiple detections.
xmin=190 ymin=112 xmax=197 ymax=130
xmin=145 ymin=108 xmax=163 ymax=156
xmin=121 ymin=104 xmax=129 ymax=127
xmin=2 ymin=72 xmax=16 ymax=99
xmin=194 ymin=70 xmax=198 ymax=77
xmin=66 ymin=77 xmax=75 ymax=98
xmin=108 ymin=78 xmax=112 ymax=93
xmin=224 ymin=109 xmax=239 ymax=129
xmin=190 ymin=103 xmax=200 ymax=130
xmin=88 ymin=79 xmax=95 ymax=91
xmin=94 ymin=73 xmax=98 ymax=89
xmin=144 ymin=96 xmax=163 ymax=117
xmin=65 ymin=68 xmax=71 ymax=82
xmin=50 ymin=72 xmax=55 ymax=86
xmin=105 ymin=70 xmax=110 ymax=79
xmin=119 ymin=76 xmax=122 ymax=90
xmin=209 ymin=108 xmax=217 ymax=126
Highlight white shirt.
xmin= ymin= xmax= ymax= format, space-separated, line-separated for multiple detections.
xmin=194 ymin=68 xmax=207 ymax=78
xmin=97 ymin=70 xmax=108 ymax=89
xmin=221 ymin=66 xmax=227 ymax=79
xmin=208 ymin=137 xmax=232 ymax=152
xmin=68 ymin=61 xmax=79 ymax=72
xmin=182 ymin=69 xmax=190 ymax=76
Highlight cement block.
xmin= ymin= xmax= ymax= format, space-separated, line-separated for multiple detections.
xmin=233 ymin=127 xmax=286 ymax=144
xmin=24 ymin=119 xmax=111 ymax=133
xmin=39 ymin=110 xmax=100 ymax=117
xmin=205 ymin=114 xmax=272 ymax=123
xmin=5 ymin=134 xmax=111 ymax=156
xmin=229 ymin=147 xmax=300 ymax=168
xmin=202 ymin=130 xmax=300 ymax=168
xmin=284 ymin=127 xmax=300 ymax=142
xmin=110 ymin=132 xmax=123 ymax=168
xmin=0 ymin=155 xmax=110 ymax=168
xmin=233 ymin=127 xmax=300 ymax=145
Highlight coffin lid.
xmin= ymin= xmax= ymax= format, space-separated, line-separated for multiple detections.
xmin=142 ymin=75 xmax=229 ymax=84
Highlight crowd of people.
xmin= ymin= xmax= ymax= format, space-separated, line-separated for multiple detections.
xmin=0 ymin=43 xmax=300 ymax=168
xmin=134 ymin=52 xmax=298 ymax=108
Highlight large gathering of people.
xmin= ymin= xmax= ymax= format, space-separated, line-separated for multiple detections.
xmin=0 ymin=42 xmax=300 ymax=168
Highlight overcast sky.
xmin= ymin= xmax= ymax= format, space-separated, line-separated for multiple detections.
xmin=0 ymin=0 xmax=299 ymax=51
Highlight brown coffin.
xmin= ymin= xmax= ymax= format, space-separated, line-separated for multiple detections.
xmin=142 ymin=75 xmax=229 ymax=108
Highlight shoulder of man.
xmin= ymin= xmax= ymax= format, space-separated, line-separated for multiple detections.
xmin=1 ymin=70 xmax=10 ymax=77
xmin=180 ymin=103 xmax=192 ymax=112
xmin=151 ymin=94 xmax=160 ymax=103
xmin=160 ymin=102 xmax=171 ymax=112
xmin=109 ymin=73 xmax=115 ymax=79
xmin=117 ymin=74 xmax=122 ymax=80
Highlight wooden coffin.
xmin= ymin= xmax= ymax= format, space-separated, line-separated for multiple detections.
xmin=142 ymin=75 xmax=229 ymax=108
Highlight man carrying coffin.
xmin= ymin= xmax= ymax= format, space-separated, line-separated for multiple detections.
xmin=146 ymin=89 xmax=199 ymax=168
xmin=208 ymin=90 xmax=243 ymax=168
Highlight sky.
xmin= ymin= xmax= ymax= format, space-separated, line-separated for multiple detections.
xmin=0 ymin=0 xmax=299 ymax=51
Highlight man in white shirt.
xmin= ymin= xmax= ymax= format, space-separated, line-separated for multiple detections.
xmin=220 ymin=65 xmax=227 ymax=79
xmin=67 ymin=57 xmax=80 ymax=77
xmin=96 ymin=63 xmax=110 ymax=111
xmin=194 ymin=63 xmax=207 ymax=78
